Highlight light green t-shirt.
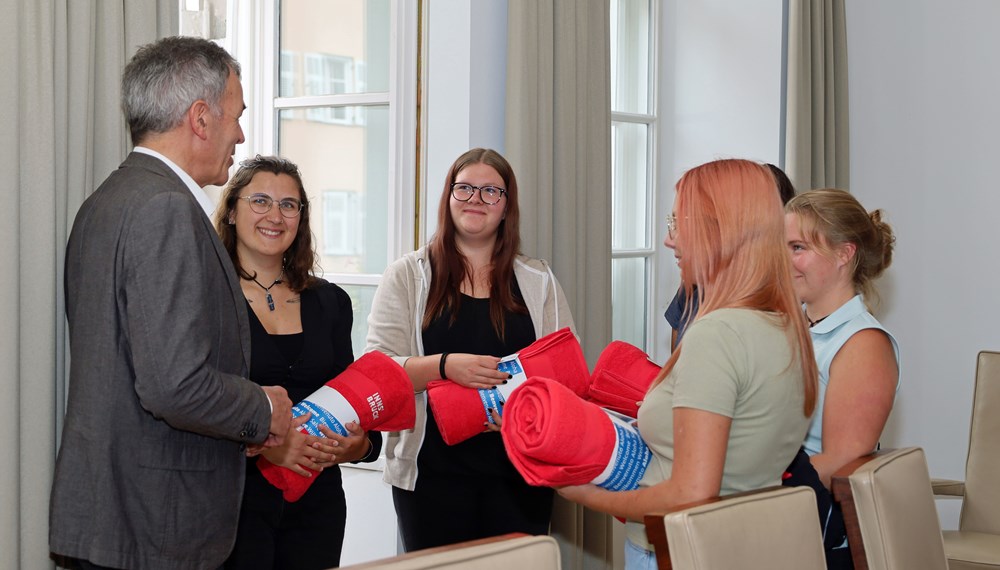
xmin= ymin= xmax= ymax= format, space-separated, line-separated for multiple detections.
xmin=626 ymin=308 xmax=811 ymax=550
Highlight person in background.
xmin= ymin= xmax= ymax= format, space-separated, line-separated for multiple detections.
xmin=365 ymin=148 xmax=576 ymax=551
xmin=50 ymin=37 xmax=292 ymax=570
xmin=217 ymin=155 xmax=381 ymax=570
xmin=557 ymin=159 xmax=817 ymax=570
xmin=664 ymin=163 xmax=796 ymax=350
xmin=783 ymin=188 xmax=898 ymax=570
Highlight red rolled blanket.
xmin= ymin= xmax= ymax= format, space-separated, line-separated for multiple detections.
xmin=427 ymin=328 xmax=589 ymax=445
xmin=258 ymin=351 xmax=415 ymax=502
xmin=587 ymin=341 xmax=661 ymax=417
xmin=501 ymin=377 xmax=651 ymax=490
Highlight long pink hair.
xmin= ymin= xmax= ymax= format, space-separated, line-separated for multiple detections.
xmin=656 ymin=159 xmax=817 ymax=416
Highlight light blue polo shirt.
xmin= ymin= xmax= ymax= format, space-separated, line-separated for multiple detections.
xmin=804 ymin=295 xmax=900 ymax=456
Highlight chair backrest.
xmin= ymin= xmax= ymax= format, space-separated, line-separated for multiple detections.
xmin=338 ymin=533 xmax=561 ymax=570
xmin=962 ymin=350 xmax=1000 ymax=533
xmin=831 ymin=447 xmax=948 ymax=570
xmin=644 ymin=486 xmax=826 ymax=570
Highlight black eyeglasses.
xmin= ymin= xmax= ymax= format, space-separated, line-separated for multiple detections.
xmin=451 ymin=183 xmax=507 ymax=206
xmin=240 ymin=193 xmax=306 ymax=218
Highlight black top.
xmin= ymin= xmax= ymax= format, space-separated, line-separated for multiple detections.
xmin=420 ymin=282 xmax=535 ymax=479
xmin=245 ymin=279 xmax=382 ymax=488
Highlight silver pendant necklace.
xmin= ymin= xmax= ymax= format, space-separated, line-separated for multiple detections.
xmin=251 ymin=270 xmax=284 ymax=311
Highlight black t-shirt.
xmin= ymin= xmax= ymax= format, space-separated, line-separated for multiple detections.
xmin=419 ymin=282 xmax=535 ymax=479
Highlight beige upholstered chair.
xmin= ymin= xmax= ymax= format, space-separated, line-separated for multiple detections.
xmin=831 ymin=447 xmax=948 ymax=570
xmin=643 ymin=486 xmax=826 ymax=570
xmin=337 ymin=533 xmax=560 ymax=570
xmin=931 ymin=350 xmax=1000 ymax=570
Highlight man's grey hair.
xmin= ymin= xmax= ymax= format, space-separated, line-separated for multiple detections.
xmin=121 ymin=36 xmax=241 ymax=144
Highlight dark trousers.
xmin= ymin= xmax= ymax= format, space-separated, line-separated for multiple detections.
xmin=783 ymin=447 xmax=854 ymax=570
xmin=225 ymin=465 xmax=347 ymax=570
xmin=392 ymin=473 xmax=554 ymax=552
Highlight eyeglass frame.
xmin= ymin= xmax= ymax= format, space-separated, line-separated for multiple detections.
xmin=666 ymin=214 xmax=679 ymax=239
xmin=450 ymin=182 xmax=507 ymax=206
xmin=239 ymin=192 xmax=307 ymax=218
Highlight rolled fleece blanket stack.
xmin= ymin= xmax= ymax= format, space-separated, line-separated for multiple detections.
xmin=587 ymin=341 xmax=662 ymax=418
xmin=258 ymin=351 xmax=415 ymax=502
xmin=426 ymin=328 xmax=590 ymax=446
xmin=501 ymin=377 xmax=651 ymax=491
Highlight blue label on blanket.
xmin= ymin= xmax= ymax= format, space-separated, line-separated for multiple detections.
xmin=497 ymin=359 xmax=524 ymax=376
xmin=597 ymin=422 xmax=652 ymax=491
xmin=478 ymin=388 xmax=506 ymax=425
xmin=293 ymin=400 xmax=349 ymax=437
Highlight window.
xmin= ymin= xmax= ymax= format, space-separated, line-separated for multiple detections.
xmin=184 ymin=0 xmax=418 ymax=351
xmin=304 ymin=53 xmax=360 ymax=125
xmin=323 ymin=190 xmax=364 ymax=256
xmin=610 ymin=0 xmax=656 ymax=350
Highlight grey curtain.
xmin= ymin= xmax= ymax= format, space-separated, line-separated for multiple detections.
xmin=505 ymin=0 xmax=614 ymax=568
xmin=0 ymin=1 xmax=174 ymax=566
xmin=784 ymin=0 xmax=850 ymax=191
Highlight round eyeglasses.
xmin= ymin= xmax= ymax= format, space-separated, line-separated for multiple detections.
xmin=240 ymin=193 xmax=306 ymax=218
xmin=451 ymin=183 xmax=507 ymax=206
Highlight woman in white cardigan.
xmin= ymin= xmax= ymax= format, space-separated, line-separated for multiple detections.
xmin=365 ymin=148 xmax=576 ymax=552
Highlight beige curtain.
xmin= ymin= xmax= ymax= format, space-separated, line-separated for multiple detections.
xmin=0 ymin=1 xmax=174 ymax=567
xmin=784 ymin=0 xmax=850 ymax=191
xmin=505 ymin=1 xmax=614 ymax=569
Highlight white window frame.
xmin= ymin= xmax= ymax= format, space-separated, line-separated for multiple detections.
xmin=610 ymin=0 xmax=661 ymax=355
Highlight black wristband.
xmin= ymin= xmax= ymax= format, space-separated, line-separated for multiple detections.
xmin=439 ymin=352 xmax=449 ymax=379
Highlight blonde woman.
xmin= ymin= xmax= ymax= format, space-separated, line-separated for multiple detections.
xmin=783 ymin=189 xmax=898 ymax=570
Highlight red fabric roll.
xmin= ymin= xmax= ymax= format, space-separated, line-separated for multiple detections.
xmin=426 ymin=379 xmax=500 ymax=445
xmin=513 ymin=328 xmax=590 ymax=396
xmin=427 ymin=328 xmax=590 ymax=446
xmin=258 ymin=351 xmax=415 ymax=502
xmin=500 ymin=377 xmax=616 ymax=487
xmin=587 ymin=341 xmax=661 ymax=417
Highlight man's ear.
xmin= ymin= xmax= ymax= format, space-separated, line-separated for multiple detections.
xmin=189 ymin=100 xmax=211 ymax=140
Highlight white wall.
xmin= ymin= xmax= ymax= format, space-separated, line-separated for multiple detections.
xmin=845 ymin=0 xmax=1000 ymax=528
xmin=652 ymin=0 xmax=785 ymax=362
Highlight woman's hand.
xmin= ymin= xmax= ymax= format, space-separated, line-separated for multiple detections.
xmin=484 ymin=406 xmax=503 ymax=432
xmin=260 ymin=413 xmax=337 ymax=476
xmin=318 ymin=422 xmax=372 ymax=465
xmin=557 ymin=484 xmax=600 ymax=503
xmin=443 ymin=353 xmax=509 ymax=390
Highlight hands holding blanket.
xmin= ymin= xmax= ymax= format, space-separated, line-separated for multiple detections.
xmin=261 ymin=415 xmax=370 ymax=476
xmin=426 ymin=328 xmax=590 ymax=445
xmin=258 ymin=351 xmax=416 ymax=502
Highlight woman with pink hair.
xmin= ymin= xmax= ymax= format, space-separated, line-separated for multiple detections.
xmin=558 ymin=159 xmax=818 ymax=570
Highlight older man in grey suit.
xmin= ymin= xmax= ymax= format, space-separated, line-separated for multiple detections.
xmin=50 ymin=37 xmax=293 ymax=570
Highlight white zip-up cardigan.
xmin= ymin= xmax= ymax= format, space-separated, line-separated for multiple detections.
xmin=364 ymin=246 xmax=577 ymax=490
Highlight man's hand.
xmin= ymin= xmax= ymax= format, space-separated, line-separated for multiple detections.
xmin=261 ymin=385 xmax=292 ymax=447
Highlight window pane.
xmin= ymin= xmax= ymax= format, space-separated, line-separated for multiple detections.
xmin=612 ymin=257 xmax=648 ymax=347
xmin=278 ymin=105 xmax=390 ymax=275
xmin=279 ymin=0 xmax=390 ymax=97
xmin=341 ymin=284 xmax=377 ymax=354
xmin=610 ymin=0 xmax=650 ymax=114
xmin=612 ymin=121 xmax=650 ymax=250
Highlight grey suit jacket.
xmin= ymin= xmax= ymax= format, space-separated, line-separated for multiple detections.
xmin=50 ymin=153 xmax=272 ymax=570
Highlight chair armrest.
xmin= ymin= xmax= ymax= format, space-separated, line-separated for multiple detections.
xmin=931 ymin=478 xmax=965 ymax=497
